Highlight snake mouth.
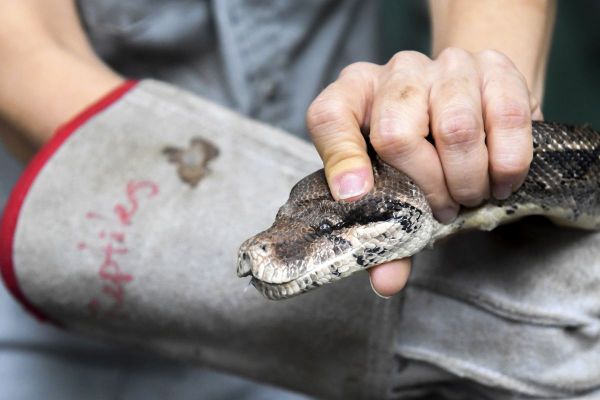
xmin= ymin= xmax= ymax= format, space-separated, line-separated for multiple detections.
xmin=238 ymin=218 xmax=426 ymax=299
xmin=245 ymin=250 xmax=368 ymax=300
xmin=238 ymin=221 xmax=408 ymax=299
xmin=249 ymin=260 xmax=365 ymax=300
xmin=237 ymin=247 xmax=352 ymax=300
xmin=250 ymin=277 xmax=305 ymax=300
xmin=249 ymin=274 xmax=330 ymax=300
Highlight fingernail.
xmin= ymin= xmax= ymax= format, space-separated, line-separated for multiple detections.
xmin=493 ymin=184 xmax=512 ymax=200
xmin=336 ymin=172 xmax=367 ymax=200
xmin=436 ymin=206 xmax=459 ymax=224
xmin=370 ymin=277 xmax=391 ymax=300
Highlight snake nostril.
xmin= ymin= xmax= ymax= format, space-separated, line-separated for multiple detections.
xmin=259 ymin=244 xmax=268 ymax=252
xmin=237 ymin=251 xmax=252 ymax=277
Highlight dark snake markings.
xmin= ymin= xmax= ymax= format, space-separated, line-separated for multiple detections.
xmin=238 ymin=121 xmax=600 ymax=300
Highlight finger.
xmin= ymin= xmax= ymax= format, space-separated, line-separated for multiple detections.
xmin=477 ymin=50 xmax=533 ymax=200
xmin=370 ymin=52 xmax=459 ymax=223
xmin=430 ymin=48 xmax=489 ymax=207
xmin=307 ymin=63 xmax=381 ymax=201
xmin=368 ymin=259 xmax=412 ymax=298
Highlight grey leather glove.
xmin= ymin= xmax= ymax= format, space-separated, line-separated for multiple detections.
xmin=0 ymin=80 xmax=399 ymax=400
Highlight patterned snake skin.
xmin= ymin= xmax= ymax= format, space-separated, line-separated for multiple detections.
xmin=237 ymin=122 xmax=600 ymax=300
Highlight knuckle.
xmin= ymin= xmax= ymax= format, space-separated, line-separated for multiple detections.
xmin=370 ymin=119 xmax=415 ymax=157
xmin=491 ymin=151 xmax=532 ymax=178
xmin=388 ymin=50 xmax=430 ymax=70
xmin=436 ymin=111 xmax=483 ymax=149
xmin=487 ymin=100 xmax=530 ymax=131
xmin=437 ymin=47 xmax=471 ymax=64
xmin=477 ymin=49 xmax=513 ymax=68
xmin=306 ymin=96 xmax=348 ymax=132
xmin=339 ymin=62 xmax=371 ymax=79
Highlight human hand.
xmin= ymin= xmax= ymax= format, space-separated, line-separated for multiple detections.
xmin=306 ymin=48 xmax=542 ymax=297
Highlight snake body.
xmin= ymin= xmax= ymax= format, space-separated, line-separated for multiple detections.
xmin=237 ymin=121 xmax=600 ymax=300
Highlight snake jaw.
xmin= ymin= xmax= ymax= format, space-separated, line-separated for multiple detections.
xmin=237 ymin=216 xmax=436 ymax=300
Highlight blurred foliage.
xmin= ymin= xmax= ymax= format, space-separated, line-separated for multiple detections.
xmin=381 ymin=0 xmax=600 ymax=127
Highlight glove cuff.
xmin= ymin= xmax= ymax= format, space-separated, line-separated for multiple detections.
xmin=1 ymin=80 xmax=138 ymax=322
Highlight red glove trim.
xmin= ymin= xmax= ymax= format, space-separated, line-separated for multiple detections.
xmin=0 ymin=80 xmax=138 ymax=323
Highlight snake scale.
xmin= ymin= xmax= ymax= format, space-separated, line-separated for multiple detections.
xmin=237 ymin=121 xmax=600 ymax=300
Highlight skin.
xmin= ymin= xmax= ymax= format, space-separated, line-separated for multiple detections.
xmin=0 ymin=1 xmax=556 ymax=297
xmin=307 ymin=0 xmax=556 ymax=297
xmin=0 ymin=1 xmax=123 ymax=161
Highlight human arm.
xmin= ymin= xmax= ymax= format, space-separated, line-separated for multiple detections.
xmin=306 ymin=0 xmax=556 ymax=296
xmin=430 ymin=0 xmax=555 ymax=102
xmin=0 ymin=0 xmax=123 ymax=160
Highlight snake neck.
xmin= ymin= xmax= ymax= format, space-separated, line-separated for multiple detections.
xmin=428 ymin=204 xmax=519 ymax=247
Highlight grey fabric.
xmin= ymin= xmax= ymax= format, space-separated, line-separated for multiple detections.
xmin=0 ymin=284 xmax=310 ymax=400
xmin=3 ymin=1 xmax=600 ymax=398
xmin=77 ymin=0 xmax=379 ymax=139
xmin=391 ymin=219 xmax=600 ymax=398
xmin=12 ymin=80 xmax=399 ymax=400
xmin=0 ymin=145 xmax=310 ymax=400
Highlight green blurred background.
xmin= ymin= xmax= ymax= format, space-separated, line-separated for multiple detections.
xmin=381 ymin=1 xmax=600 ymax=127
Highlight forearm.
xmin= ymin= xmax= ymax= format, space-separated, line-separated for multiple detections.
xmin=0 ymin=1 xmax=122 ymax=150
xmin=429 ymin=0 xmax=556 ymax=101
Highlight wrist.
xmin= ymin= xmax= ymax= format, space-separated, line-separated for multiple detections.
xmin=429 ymin=0 xmax=556 ymax=101
xmin=2 ymin=46 xmax=123 ymax=145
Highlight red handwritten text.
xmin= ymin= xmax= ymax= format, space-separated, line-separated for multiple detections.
xmin=80 ymin=180 xmax=159 ymax=318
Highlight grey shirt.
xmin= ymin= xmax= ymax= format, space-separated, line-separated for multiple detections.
xmin=77 ymin=0 xmax=380 ymax=138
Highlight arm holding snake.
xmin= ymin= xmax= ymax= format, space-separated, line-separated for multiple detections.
xmin=305 ymin=0 xmax=557 ymax=297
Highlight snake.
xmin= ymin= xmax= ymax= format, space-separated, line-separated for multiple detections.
xmin=237 ymin=121 xmax=600 ymax=300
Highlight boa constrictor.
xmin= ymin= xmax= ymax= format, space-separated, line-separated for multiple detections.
xmin=238 ymin=122 xmax=600 ymax=300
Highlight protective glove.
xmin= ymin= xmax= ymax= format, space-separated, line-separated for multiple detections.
xmin=0 ymin=80 xmax=400 ymax=400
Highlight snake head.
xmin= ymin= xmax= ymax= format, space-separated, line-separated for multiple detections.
xmin=237 ymin=165 xmax=436 ymax=300
xmin=240 ymin=122 xmax=600 ymax=300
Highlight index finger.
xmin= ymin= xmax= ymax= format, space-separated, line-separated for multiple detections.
xmin=306 ymin=63 xmax=381 ymax=201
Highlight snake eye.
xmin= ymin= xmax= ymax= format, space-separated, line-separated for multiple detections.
xmin=318 ymin=222 xmax=332 ymax=234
